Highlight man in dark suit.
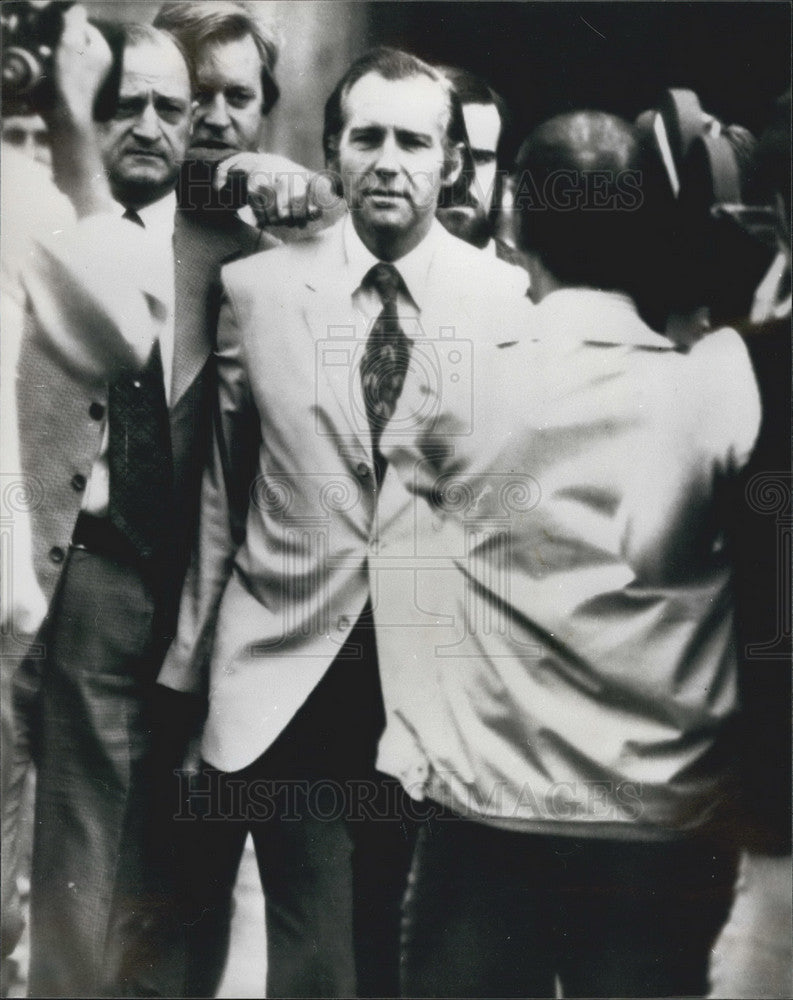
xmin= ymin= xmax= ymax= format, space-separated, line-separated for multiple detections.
xmin=15 ymin=21 xmax=275 ymax=997
xmin=155 ymin=0 xmax=339 ymax=233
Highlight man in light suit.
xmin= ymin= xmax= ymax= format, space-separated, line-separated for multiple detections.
xmin=160 ymin=46 xmax=531 ymax=997
xmin=14 ymin=21 xmax=277 ymax=997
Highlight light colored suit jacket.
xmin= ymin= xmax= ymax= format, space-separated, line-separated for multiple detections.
xmin=160 ymin=218 xmax=532 ymax=772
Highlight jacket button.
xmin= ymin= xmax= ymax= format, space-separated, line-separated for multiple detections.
xmin=89 ymin=402 xmax=104 ymax=420
xmin=71 ymin=474 xmax=87 ymax=492
xmin=356 ymin=462 xmax=370 ymax=479
xmin=49 ymin=546 xmax=65 ymax=564
xmin=337 ymin=616 xmax=350 ymax=631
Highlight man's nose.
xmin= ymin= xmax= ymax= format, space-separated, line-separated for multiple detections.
xmin=132 ymin=101 xmax=161 ymax=142
xmin=201 ymin=93 xmax=231 ymax=131
xmin=373 ymin=134 xmax=400 ymax=174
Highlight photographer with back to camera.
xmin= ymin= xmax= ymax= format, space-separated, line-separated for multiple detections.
xmin=370 ymin=109 xmax=770 ymax=998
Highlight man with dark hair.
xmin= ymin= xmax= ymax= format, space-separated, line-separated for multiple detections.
xmin=161 ymin=45 xmax=531 ymax=998
xmin=14 ymin=20 xmax=276 ymax=997
xmin=374 ymin=110 xmax=761 ymax=996
xmin=514 ymin=110 xmax=651 ymax=298
xmin=435 ymin=64 xmax=524 ymax=271
xmin=1 ymin=109 xmax=51 ymax=168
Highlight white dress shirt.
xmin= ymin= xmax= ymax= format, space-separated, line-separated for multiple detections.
xmin=82 ymin=191 xmax=176 ymax=516
xmin=343 ymin=212 xmax=443 ymax=324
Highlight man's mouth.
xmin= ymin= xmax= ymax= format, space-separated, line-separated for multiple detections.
xmin=124 ymin=148 xmax=166 ymax=160
xmin=190 ymin=139 xmax=238 ymax=152
xmin=367 ymin=189 xmax=407 ymax=201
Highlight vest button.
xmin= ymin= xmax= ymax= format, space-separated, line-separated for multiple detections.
xmin=89 ymin=402 xmax=105 ymax=420
xmin=49 ymin=546 xmax=65 ymax=564
xmin=356 ymin=462 xmax=370 ymax=479
xmin=71 ymin=473 xmax=87 ymax=492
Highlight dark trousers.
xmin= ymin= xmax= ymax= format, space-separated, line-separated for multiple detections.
xmin=401 ymin=814 xmax=738 ymax=999
xmin=22 ymin=546 xmax=186 ymax=998
xmin=178 ymin=615 xmax=416 ymax=999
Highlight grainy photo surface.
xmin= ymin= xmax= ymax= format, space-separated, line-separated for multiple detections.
xmin=1 ymin=2 xmax=791 ymax=998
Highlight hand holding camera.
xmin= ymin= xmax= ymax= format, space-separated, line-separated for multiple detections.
xmin=2 ymin=2 xmax=120 ymax=216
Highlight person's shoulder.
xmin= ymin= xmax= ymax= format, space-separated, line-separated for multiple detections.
xmin=222 ymin=221 xmax=340 ymax=293
xmin=679 ymin=326 xmax=763 ymax=468
xmin=436 ymin=227 xmax=529 ymax=298
xmin=176 ymin=206 xmax=274 ymax=256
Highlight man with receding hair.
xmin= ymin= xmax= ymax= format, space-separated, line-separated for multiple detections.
xmin=161 ymin=45 xmax=531 ymax=998
xmin=375 ymin=110 xmax=760 ymax=997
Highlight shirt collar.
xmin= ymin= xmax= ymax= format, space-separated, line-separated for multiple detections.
xmin=118 ymin=189 xmax=177 ymax=240
xmin=534 ymin=287 xmax=677 ymax=350
xmin=342 ymin=214 xmax=443 ymax=311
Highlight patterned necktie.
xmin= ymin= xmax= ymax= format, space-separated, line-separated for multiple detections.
xmin=108 ymin=207 xmax=173 ymax=559
xmin=361 ymin=263 xmax=412 ymax=485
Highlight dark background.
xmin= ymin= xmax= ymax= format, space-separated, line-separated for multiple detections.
xmin=366 ymin=2 xmax=791 ymax=161
xmin=82 ymin=1 xmax=792 ymax=171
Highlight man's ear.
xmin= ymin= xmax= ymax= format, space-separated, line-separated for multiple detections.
xmin=441 ymin=142 xmax=464 ymax=188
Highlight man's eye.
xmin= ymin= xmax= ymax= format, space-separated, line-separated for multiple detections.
xmin=156 ymin=100 xmax=187 ymax=122
xmin=227 ymin=90 xmax=256 ymax=109
xmin=194 ymin=90 xmax=212 ymax=106
xmin=114 ymin=99 xmax=143 ymax=120
xmin=397 ymin=133 xmax=431 ymax=150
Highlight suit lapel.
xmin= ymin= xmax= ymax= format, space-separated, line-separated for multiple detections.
xmin=303 ymin=225 xmax=373 ymax=459
xmin=171 ymin=210 xmax=260 ymax=408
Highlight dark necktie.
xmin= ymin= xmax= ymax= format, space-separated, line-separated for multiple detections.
xmin=360 ymin=263 xmax=412 ymax=485
xmin=108 ymin=207 xmax=173 ymax=559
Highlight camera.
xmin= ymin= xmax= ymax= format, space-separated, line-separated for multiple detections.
xmin=1 ymin=1 xmax=70 ymax=106
xmin=1 ymin=0 xmax=123 ymax=120
xmin=635 ymin=88 xmax=778 ymax=332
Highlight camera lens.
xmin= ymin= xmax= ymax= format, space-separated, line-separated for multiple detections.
xmin=2 ymin=46 xmax=43 ymax=95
